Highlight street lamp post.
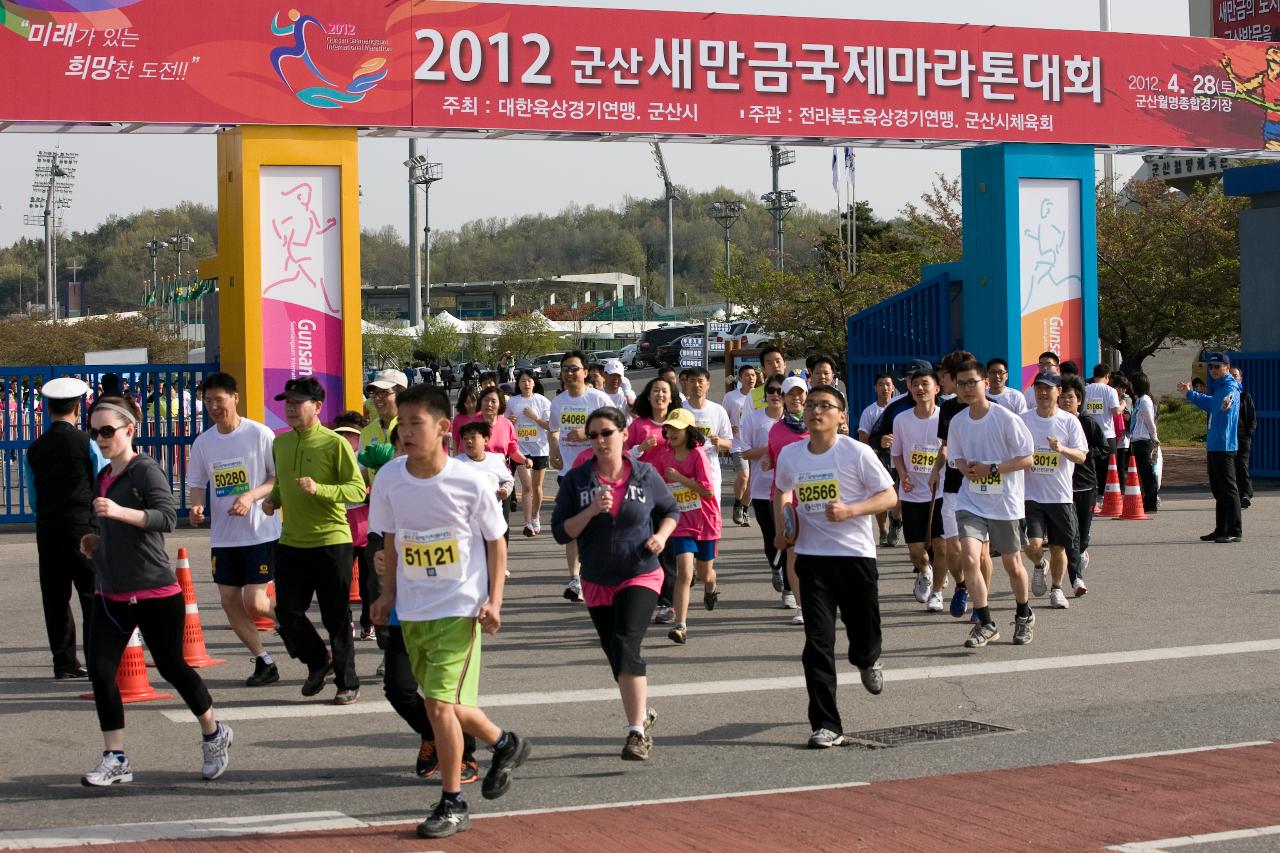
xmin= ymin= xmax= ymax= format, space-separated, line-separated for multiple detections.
xmin=707 ymin=200 xmax=745 ymax=317
xmin=406 ymin=153 xmax=444 ymax=324
xmin=168 ymin=231 xmax=193 ymax=329
xmin=143 ymin=238 xmax=165 ymax=307
xmin=760 ymin=189 xmax=798 ymax=272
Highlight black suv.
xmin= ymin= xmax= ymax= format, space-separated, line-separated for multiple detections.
xmin=634 ymin=324 xmax=700 ymax=368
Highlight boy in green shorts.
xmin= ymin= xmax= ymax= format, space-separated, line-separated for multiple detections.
xmin=369 ymin=386 xmax=530 ymax=840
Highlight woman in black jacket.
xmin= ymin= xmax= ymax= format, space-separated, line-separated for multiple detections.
xmin=78 ymin=395 xmax=232 ymax=787
xmin=552 ymin=407 xmax=678 ymax=763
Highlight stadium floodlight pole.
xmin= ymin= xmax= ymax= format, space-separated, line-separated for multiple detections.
xmin=168 ymin=231 xmax=194 ymax=330
xmin=707 ymin=200 xmax=745 ymax=317
xmin=407 ymin=152 xmax=444 ymax=321
xmin=143 ymin=238 xmax=165 ymax=306
xmin=760 ymin=189 xmax=798 ymax=272
xmin=650 ymin=141 xmax=678 ymax=310
xmin=404 ymin=140 xmax=423 ymax=327
xmin=29 ymin=151 xmax=77 ymax=319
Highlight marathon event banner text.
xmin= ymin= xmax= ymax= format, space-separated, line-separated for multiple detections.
xmin=2 ymin=1 xmax=1279 ymax=149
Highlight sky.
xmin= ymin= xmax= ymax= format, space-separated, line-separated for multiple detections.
xmin=0 ymin=0 xmax=1189 ymax=259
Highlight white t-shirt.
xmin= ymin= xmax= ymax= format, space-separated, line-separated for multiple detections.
xmin=989 ymin=388 xmax=1028 ymax=415
xmin=722 ymin=388 xmax=751 ymax=451
xmin=368 ymin=456 xmax=506 ymax=622
xmin=550 ymin=388 xmax=613 ymax=477
xmin=188 ymin=418 xmax=281 ymax=547
xmin=602 ymin=386 xmax=634 ymax=420
xmin=1084 ymin=382 xmax=1120 ymax=438
xmin=742 ymin=406 xmax=781 ymax=501
xmin=1020 ymin=408 xmax=1087 ymax=505
xmin=455 ymin=451 xmax=515 ymax=497
xmin=682 ymin=399 xmax=733 ymax=503
xmin=774 ymin=434 xmax=894 ymax=558
xmin=891 ymin=406 xmax=941 ymax=503
xmin=946 ymin=403 xmax=1035 ymax=521
xmin=505 ymin=393 xmax=551 ymax=457
xmin=857 ymin=400 xmax=888 ymax=438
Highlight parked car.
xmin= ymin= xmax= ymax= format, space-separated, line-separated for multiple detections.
xmin=721 ymin=320 xmax=775 ymax=350
xmin=514 ymin=357 xmax=541 ymax=379
xmin=634 ymin=324 xmax=700 ymax=368
xmin=590 ymin=350 xmax=620 ymax=364
xmin=534 ymin=352 xmax=565 ymax=378
xmin=620 ymin=343 xmax=638 ymax=368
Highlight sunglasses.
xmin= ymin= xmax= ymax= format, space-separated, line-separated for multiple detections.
xmin=765 ymin=387 xmax=783 ymax=395
xmin=561 ymin=365 xmax=584 ymax=373
xmin=89 ymin=424 xmax=125 ymax=439
xmin=587 ymin=428 xmax=618 ymax=439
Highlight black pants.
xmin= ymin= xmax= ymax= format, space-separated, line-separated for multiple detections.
xmin=752 ymin=498 xmax=791 ymax=591
xmin=1235 ymin=436 xmax=1254 ymax=502
xmin=366 ymin=533 xmax=387 ymax=647
xmin=795 ymin=554 xmax=881 ymax=734
xmin=1094 ymin=438 xmax=1117 ymax=497
xmin=354 ymin=545 xmax=373 ymax=631
xmin=657 ymin=545 xmax=675 ymax=607
xmin=36 ymin=524 xmax=95 ymax=673
xmin=587 ymin=585 xmax=658 ymax=680
xmin=275 ymin=543 xmax=360 ymax=690
xmin=1130 ymin=439 xmax=1159 ymax=512
xmin=88 ymin=593 xmax=212 ymax=731
xmin=1067 ymin=488 xmax=1096 ymax=585
xmin=382 ymin=625 xmax=475 ymax=756
xmin=1206 ymin=451 xmax=1242 ymax=538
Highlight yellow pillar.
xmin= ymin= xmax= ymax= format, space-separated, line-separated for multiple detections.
xmin=197 ymin=125 xmax=362 ymax=427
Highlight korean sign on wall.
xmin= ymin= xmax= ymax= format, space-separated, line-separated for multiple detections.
xmin=3 ymin=1 xmax=1279 ymax=150
xmin=1213 ymin=0 xmax=1280 ymax=42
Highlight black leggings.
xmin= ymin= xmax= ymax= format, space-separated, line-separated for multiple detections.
xmin=587 ymin=585 xmax=658 ymax=680
xmin=753 ymin=498 xmax=790 ymax=591
xmin=1068 ymin=488 xmax=1096 ymax=584
xmin=354 ymin=545 xmax=373 ymax=631
xmin=88 ymin=593 xmax=212 ymax=732
xmin=382 ymin=625 xmax=475 ymax=757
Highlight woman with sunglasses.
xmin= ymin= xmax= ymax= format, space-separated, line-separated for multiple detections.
xmin=741 ymin=374 xmax=788 ymax=602
xmin=506 ymin=370 xmax=552 ymax=536
xmin=551 ymin=407 xmax=679 ymax=762
xmin=78 ymin=396 xmax=232 ymax=786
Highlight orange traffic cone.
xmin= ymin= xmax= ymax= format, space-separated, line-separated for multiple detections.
xmin=1117 ymin=456 xmax=1151 ymax=521
xmin=175 ymin=548 xmax=225 ymax=668
xmin=253 ymin=580 xmax=276 ymax=632
xmin=349 ymin=558 xmax=362 ymax=604
xmin=80 ymin=628 xmax=174 ymax=704
xmin=1097 ymin=454 xmax=1124 ymax=517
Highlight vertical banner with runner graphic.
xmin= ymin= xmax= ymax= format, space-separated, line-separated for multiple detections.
xmin=259 ymin=166 xmax=345 ymax=431
xmin=1018 ymin=178 xmax=1083 ymax=387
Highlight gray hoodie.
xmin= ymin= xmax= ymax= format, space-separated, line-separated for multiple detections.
xmin=91 ymin=453 xmax=177 ymax=595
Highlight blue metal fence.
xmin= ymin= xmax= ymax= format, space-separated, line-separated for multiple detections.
xmin=845 ymin=270 xmax=959 ymax=411
xmin=1227 ymin=351 xmax=1279 ymax=479
xmin=1 ymin=362 xmax=219 ymax=524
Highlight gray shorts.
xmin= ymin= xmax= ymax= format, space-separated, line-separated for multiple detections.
xmin=729 ymin=451 xmax=745 ymax=471
xmin=955 ymin=509 xmax=1027 ymax=555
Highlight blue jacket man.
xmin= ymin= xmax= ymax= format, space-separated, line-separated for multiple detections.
xmin=1185 ymin=369 xmax=1241 ymax=452
xmin=1180 ymin=353 xmax=1242 ymax=542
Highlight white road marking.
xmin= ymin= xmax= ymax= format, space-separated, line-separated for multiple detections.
xmin=1074 ymin=740 xmax=1271 ymax=765
xmin=0 ymin=812 xmax=366 ymax=850
xmin=1107 ymin=824 xmax=1280 ymax=852
xmin=167 ymin=638 xmax=1280 ymax=723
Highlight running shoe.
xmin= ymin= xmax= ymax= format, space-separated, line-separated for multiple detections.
xmin=925 ymin=591 xmax=944 ymax=612
xmin=965 ymin=622 xmax=1000 ymax=648
xmin=1031 ymin=560 xmax=1048 ymax=597
xmin=416 ymin=739 xmax=438 ymax=778
xmin=740 ymin=510 xmax=751 ymax=529
xmin=949 ymin=586 xmax=970 ymax=618
xmin=563 ymin=577 xmax=584 ymax=602
xmin=301 ymin=660 xmax=334 ymax=697
xmin=885 ymin=516 xmax=902 ymax=547
xmin=859 ymin=662 xmax=883 ymax=695
xmin=653 ymin=606 xmax=676 ymax=625
xmin=482 ymin=731 xmax=530 ymax=800
xmin=333 ymin=687 xmax=361 ymax=706
xmin=375 ymin=660 xmax=385 ymax=678
xmin=82 ymin=752 xmax=132 ymax=787
xmin=621 ymin=731 xmax=652 ymax=761
xmin=417 ymin=797 xmax=471 ymax=839
xmin=807 ymin=729 xmax=845 ymax=749
xmin=790 ymin=611 xmax=805 ymax=625
xmin=1072 ymin=577 xmax=1088 ymax=597
xmin=1081 ymin=550 xmax=1091 ymax=572
xmin=245 ymin=657 xmax=279 ymax=687
xmin=771 ymin=566 xmax=785 ymax=592
xmin=781 ymin=592 xmax=798 ymax=609
xmin=460 ymin=757 xmax=479 ymax=785
xmin=879 ymin=531 xmax=889 ymax=548
xmin=200 ymin=723 xmax=233 ymax=780
xmin=360 ymin=627 xmax=377 ymax=642
xmin=703 ymin=585 xmax=720 ymax=611
xmin=1012 ymin=611 xmax=1036 ymax=645
xmin=667 ymin=624 xmax=687 ymax=644
xmin=532 ymin=518 xmax=542 ymax=535
xmin=1048 ymin=588 xmax=1069 ymax=609
xmin=522 ymin=524 xmax=535 ymax=537
xmin=732 ymin=504 xmax=744 ymax=526
xmin=913 ymin=566 xmax=933 ymax=603
xmin=644 ymin=706 xmax=657 ymax=734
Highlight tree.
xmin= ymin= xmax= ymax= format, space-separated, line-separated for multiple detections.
xmin=490 ymin=310 xmax=558 ymax=361
xmin=0 ymin=314 xmax=187 ymax=365
xmin=900 ymin=173 xmax=963 ymax=263
xmin=1097 ymin=176 xmax=1245 ymax=373
xmin=361 ymin=308 xmax=413 ymax=369
xmin=412 ymin=314 xmax=461 ymax=364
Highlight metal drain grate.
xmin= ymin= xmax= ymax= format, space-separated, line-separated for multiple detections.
xmin=844 ymin=719 xmax=1014 ymax=749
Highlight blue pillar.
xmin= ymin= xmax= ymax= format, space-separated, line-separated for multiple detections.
xmin=960 ymin=144 xmax=1099 ymax=390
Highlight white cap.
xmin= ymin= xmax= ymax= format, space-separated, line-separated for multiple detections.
xmin=366 ymin=368 xmax=408 ymax=391
xmin=604 ymin=359 xmax=625 ymax=376
xmin=41 ymin=376 xmax=89 ymax=400
xmin=781 ymin=376 xmax=808 ymax=395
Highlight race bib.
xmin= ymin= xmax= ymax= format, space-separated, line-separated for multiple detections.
xmin=796 ymin=470 xmax=840 ymax=514
xmin=399 ymin=527 xmax=463 ymax=581
xmin=211 ymin=458 xmax=250 ymax=498
xmin=560 ymin=407 xmax=588 ymax=441
xmin=696 ymin=421 xmax=714 ymax=438
xmin=1031 ymin=450 xmax=1061 ymax=475
xmin=668 ymin=482 xmax=702 ymax=513
xmin=1085 ymin=400 xmax=1105 ymax=414
xmin=967 ymin=471 xmax=1004 ymax=494
xmin=517 ymin=425 xmax=538 ymax=440
xmin=908 ymin=445 xmax=938 ymax=475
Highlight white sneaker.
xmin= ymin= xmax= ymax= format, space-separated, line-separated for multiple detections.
xmin=653 ymin=606 xmax=676 ymax=625
xmin=1081 ymin=550 xmax=1090 ymax=572
xmin=532 ymin=518 xmax=541 ymax=534
xmin=1048 ymin=587 xmax=1069 ymax=609
xmin=1072 ymin=577 xmax=1088 ymax=597
xmin=1031 ymin=560 xmax=1048 ymax=597
xmin=913 ymin=566 xmax=933 ymax=603
xmin=807 ymin=728 xmax=845 ymax=749
xmin=790 ymin=611 xmax=805 ymax=625
xmin=925 ymin=591 xmax=944 ymax=612
xmin=563 ymin=577 xmax=583 ymax=602
xmin=82 ymin=752 xmax=133 ymax=787
xmin=200 ymin=722 xmax=233 ymax=780
xmin=781 ymin=592 xmax=798 ymax=609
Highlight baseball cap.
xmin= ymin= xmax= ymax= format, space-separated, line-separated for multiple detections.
xmin=662 ymin=408 xmax=697 ymax=430
xmin=366 ymin=368 xmax=408 ymax=391
xmin=274 ymin=377 xmax=325 ymax=402
xmin=41 ymin=376 xmax=89 ymax=399
xmin=604 ymin=360 xmax=625 ymax=376
xmin=1032 ymin=371 xmax=1062 ymax=387
xmin=1204 ymin=352 xmax=1230 ymax=367
xmin=781 ymin=376 xmax=808 ymax=395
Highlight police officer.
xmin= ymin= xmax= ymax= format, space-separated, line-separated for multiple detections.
xmin=27 ymin=376 xmax=105 ymax=679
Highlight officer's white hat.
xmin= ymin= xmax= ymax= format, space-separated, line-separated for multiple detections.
xmin=41 ymin=376 xmax=90 ymax=400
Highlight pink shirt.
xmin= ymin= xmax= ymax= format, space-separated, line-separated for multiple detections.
xmin=625 ymin=418 xmax=668 ymax=465
xmin=649 ymin=444 xmax=721 ymax=540
xmin=346 ymin=503 xmax=369 ymax=548
xmin=767 ymin=420 xmax=808 ymax=494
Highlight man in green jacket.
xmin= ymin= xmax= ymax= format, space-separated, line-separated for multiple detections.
xmin=262 ymin=377 xmax=367 ymax=704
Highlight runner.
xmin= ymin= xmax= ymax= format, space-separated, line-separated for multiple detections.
xmin=741 ymin=374 xmax=787 ymax=603
xmin=945 ymin=360 xmax=1037 ymax=649
xmin=657 ymin=365 xmax=689 ymax=407
xmin=857 ymin=372 xmax=899 ymax=546
xmin=1020 ymin=372 xmax=1088 ymax=610
xmin=807 ymin=354 xmax=841 ymax=394
xmin=868 ymin=360 xmax=931 ymax=547
xmin=505 ymin=370 xmax=552 ymax=537
xmin=626 ymin=377 xmax=680 ymax=624
xmin=650 ymin=408 xmax=721 ymax=644
xmin=1059 ymin=376 xmax=1108 ymax=594
xmin=723 ymin=362 xmax=758 ymax=527
xmin=261 ymin=377 xmax=367 ymax=704
xmin=369 ymin=386 xmax=529 ymax=840
xmin=332 ymin=412 xmax=375 ymax=642
xmin=891 ymin=366 xmax=945 ymax=610
xmin=79 ymin=395 xmax=232 ymax=786
xmin=1023 ymin=351 xmax=1061 ymax=409
xmin=1084 ymin=363 xmax=1122 ymax=491
xmin=359 ymin=370 xmax=406 ymax=640
xmin=986 ymin=358 xmax=1028 ymax=414
xmin=456 ymin=420 xmax=515 ymax=540
xmin=933 ymin=351 xmax=981 ymax=620
xmin=768 ymin=376 xmax=811 ymax=624
xmin=548 ymin=350 xmax=613 ymax=602
xmin=679 ymin=366 xmax=733 ymax=526
xmin=187 ymin=372 xmax=282 ymax=686
xmin=552 ymin=406 xmax=678 ymax=762
xmin=772 ymin=384 xmax=896 ymax=748
xmin=749 ymin=344 xmax=789 ymax=410
xmin=601 ymin=360 xmax=635 ymax=417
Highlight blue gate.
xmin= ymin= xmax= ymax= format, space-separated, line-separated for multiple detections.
xmin=1 ymin=362 xmax=219 ymax=524
xmin=1228 ymin=352 xmax=1279 ymax=479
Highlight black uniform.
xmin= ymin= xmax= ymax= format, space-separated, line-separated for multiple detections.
xmin=27 ymin=420 xmax=98 ymax=676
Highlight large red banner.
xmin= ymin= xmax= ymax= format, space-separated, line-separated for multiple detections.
xmin=2 ymin=1 xmax=1279 ymax=150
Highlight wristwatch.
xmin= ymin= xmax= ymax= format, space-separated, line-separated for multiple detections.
xmin=989 ymin=463 xmax=999 ymax=478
